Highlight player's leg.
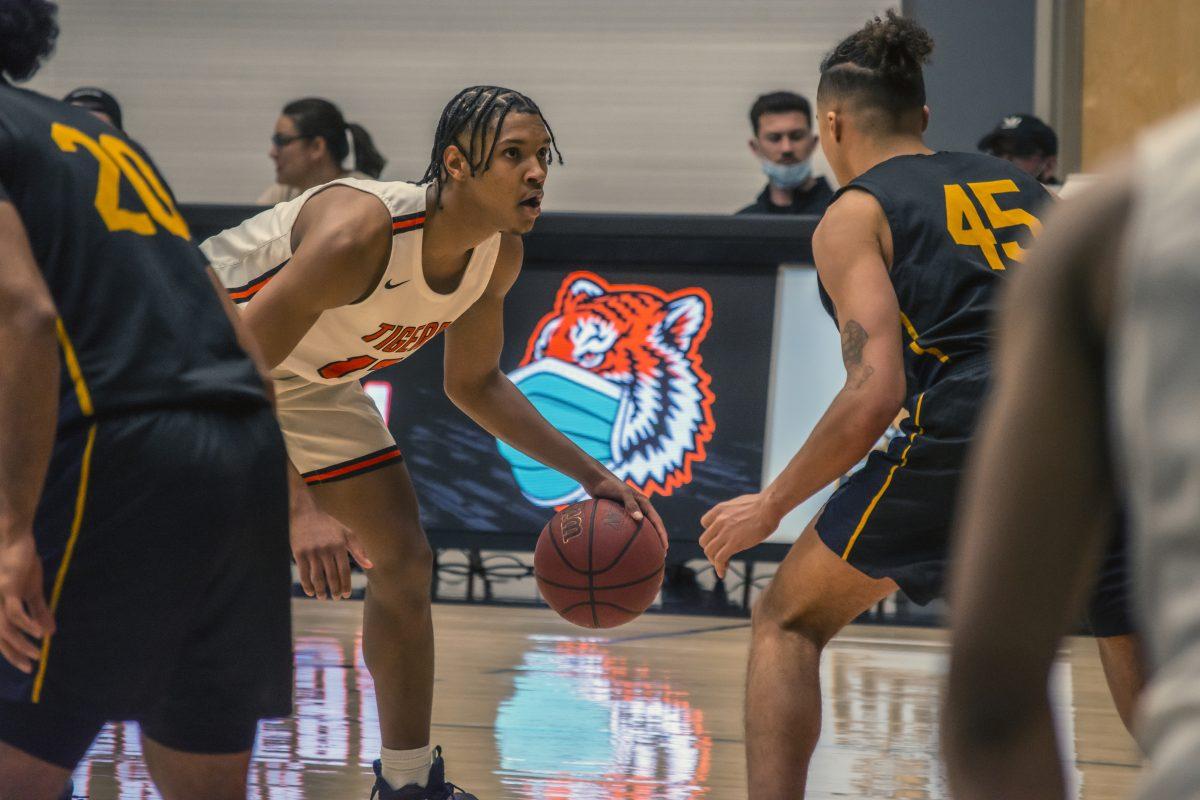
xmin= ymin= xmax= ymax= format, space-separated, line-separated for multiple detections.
xmin=1088 ymin=522 xmax=1145 ymax=736
xmin=746 ymin=523 xmax=897 ymax=799
xmin=0 ymin=700 xmax=103 ymax=800
xmin=139 ymin=734 xmax=251 ymax=800
xmin=0 ymin=741 xmax=73 ymax=800
xmin=134 ymin=405 xmax=292 ymax=800
xmin=308 ymin=460 xmax=435 ymax=752
xmin=1096 ymin=634 xmax=1144 ymax=733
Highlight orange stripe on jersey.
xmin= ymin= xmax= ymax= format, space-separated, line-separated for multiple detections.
xmin=302 ymin=447 xmax=403 ymax=485
xmin=228 ymin=259 xmax=289 ymax=304
xmin=392 ymin=212 xmax=426 ymax=234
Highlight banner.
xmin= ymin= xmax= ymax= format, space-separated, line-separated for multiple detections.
xmin=367 ymin=263 xmax=776 ymax=543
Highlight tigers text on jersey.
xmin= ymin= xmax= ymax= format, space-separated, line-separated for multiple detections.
xmin=201 ymin=178 xmax=502 ymax=384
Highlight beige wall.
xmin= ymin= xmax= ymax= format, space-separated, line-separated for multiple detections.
xmin=31 ymin=1 xmax=887 ymax=211
xmin=1082 ymin=0 xmax=1200 ymax=168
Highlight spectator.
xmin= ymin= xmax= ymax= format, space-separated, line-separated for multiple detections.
xmin=737 ymin=91 xmax=834 ymax=215
xmin=258 ymin=97 xmax=386 ymax=205
xmin=977 ymin=113 xmax=1059 ymax=185
xmin=62 ymin=86 xmax=121 ymax=131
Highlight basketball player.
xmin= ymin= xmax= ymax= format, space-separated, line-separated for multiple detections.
xmin=943 ymin=109 xmax=1200 ymax=799
xmin=202 ymin=85 xmax=665 ymax=799
xmin=0 ymin=2 xmax=292 ymax=799
xmin=697 ymin=12 xmax=1140 ymax=797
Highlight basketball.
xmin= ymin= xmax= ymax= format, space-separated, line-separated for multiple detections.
xmin=534 ymin=498 xmax=667 ymax=628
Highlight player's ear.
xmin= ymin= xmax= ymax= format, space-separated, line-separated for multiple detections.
xmin=748 ymin=137 xmax=763 ymax=158
xmin=921 ymin=105 xmax=931 ymax=132
xmin=442 ymin=144 xmax=469 ymax=182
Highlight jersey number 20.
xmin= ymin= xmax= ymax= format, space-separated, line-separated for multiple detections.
xmin=51 ymin=122 xmax=191 ymax=240
xmin=944 ymin=180 xmax=1042 ymax=270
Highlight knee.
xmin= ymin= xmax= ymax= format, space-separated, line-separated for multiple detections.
xmin=751 ymin=588 xmax=830 ymax=651
xmin=366 ymin=533 xmax=434 ymax=608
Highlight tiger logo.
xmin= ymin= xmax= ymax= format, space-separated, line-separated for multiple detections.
xmin=498 ymin=271 xmax=715 ymax=506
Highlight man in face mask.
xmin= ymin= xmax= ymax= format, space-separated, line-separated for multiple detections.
xmin=736 ymin=91 xmax=834 ymax=215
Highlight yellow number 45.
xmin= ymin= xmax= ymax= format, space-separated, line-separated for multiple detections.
xmin=51 ymin=122 xmax=190 ymax=240
xmin=944 ymin=180 xmax=1042 ymax=270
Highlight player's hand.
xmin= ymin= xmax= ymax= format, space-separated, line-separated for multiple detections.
xmin=699 ymin=493 xmax=781 ymax=579
xmin=289 ymin=507 xmax=374 ymax=600
xmin=584 ymin=473 xmax=669 ymax=549
xmin=0 ymin=532 xmax=55 ymax=674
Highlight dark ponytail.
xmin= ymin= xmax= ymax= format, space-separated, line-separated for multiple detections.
xmin=817 ymin=10 xmax=934 ymax=123
xmin=0 ymin=0 xmax=59 ymax=82
xmin=345 ymin=122 xmax=385 ymax=178
xmin=282 ymin=97 xmax=387 ymax=178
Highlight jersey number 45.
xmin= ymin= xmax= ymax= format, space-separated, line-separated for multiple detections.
xmin=944 ymin=180 xmax=1043 ymax=270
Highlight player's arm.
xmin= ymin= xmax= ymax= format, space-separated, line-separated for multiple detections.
xmin=235 ymin=186 xmax=388 ymax=599
xmin=0 ymin=199 xmax=59 ymax=672
xmin=700 ymin=189 xmax=905 ymax=576
xmin=238 ymin=185 xmax=392 ymax=368
xmin=942 ymin=172 xmax=1133 ymax=800
xmin=443 ymin=234 xmax=666 ymax=542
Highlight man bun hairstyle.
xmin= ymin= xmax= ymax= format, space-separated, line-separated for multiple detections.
xmin=419 ymin=85 xmax=562 ymax=207
xmin=282 ymin=97 xmax=386 ymax=179
xmin=818 ymin=9 xmax=933 ymax=123
xmin=0 ymin=0 xmax=59 ymax=82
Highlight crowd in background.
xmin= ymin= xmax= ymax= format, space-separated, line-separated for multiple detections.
xmin=64 ymin=84 xmax=1059 ymax=215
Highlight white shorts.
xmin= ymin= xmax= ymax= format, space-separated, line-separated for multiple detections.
xmin=273 ymin=371 xmax=402 ymax=485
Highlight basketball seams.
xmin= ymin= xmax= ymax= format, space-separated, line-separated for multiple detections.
xmin=559 ymin=600 xmax=642 ymax=616
xmin=591 ymin=565 xmax=665 ymax=592
xmin=591 ymin=515 xmax=652 ymax=575
xmin=544 ymin=511 xmax=588 ymax=576
xmin=586 ymin=499 xmax=599 ymax=627
xmin=534 ymin=574 xmax=589 ymax=591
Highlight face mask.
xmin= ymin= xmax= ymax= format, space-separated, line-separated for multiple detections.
xmin=497 ymin=358 xmax=622 ymax=506
xmin=761 ymin=158 xmax=812 ymax=190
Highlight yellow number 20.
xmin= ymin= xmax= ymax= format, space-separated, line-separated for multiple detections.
xmin=51 ymin=123 xmax=190 ymax=240
xmin=944 ymin=180 xmax=1042 ymax=270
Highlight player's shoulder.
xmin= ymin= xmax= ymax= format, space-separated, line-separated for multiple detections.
xmin=816 ymin=187 xmax=886 ymax=241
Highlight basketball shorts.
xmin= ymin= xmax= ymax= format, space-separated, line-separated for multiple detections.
xmin=0 ymin=405 xmax=293 ymax=769
xmin=272 ymin=369 xmax=404 ymax=486
xmin=815 ymin=370 xmax=1133 ymax=637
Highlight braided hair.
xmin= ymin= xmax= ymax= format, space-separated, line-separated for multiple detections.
xmin=817 ymin=10 xmax=934 ymax=127
xmin=419 ymin=86 xmax=562 ymax=206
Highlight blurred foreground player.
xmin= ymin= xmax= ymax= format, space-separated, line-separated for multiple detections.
xmin=943 ymin=110 xmax=1200 ymax=799
xmin=0 ymin=3 xmax=292 ymax=799
xmin=202 ymin=85 xmax=665 ymax=799
xmin=698 ymin=12 xmax=1139 ymax=797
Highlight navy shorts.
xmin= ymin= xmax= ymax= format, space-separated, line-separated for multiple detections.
xmin=0 ymin=405 xmax=293 ymax=769
xmin=816 ymin=372 xmax=1132 ymax=636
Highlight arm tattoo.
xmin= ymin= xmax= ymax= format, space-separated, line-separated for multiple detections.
xmin=841 ymin=319 xmax=874 ymax=388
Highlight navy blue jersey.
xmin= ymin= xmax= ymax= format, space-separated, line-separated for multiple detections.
xmin=818 ymin=151 xmax=1051 ymax=413
xmin=0 ymin=84 xmax=266 ymax=426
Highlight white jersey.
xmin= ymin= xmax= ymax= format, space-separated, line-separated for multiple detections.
xmin=201 ymin=178 xmax=501 ymax=385
xmin=1111 ymin=106 xmax=1200 ymax=800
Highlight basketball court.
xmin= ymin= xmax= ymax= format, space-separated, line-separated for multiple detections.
xmin=65 ymin=601 xmax=1141 ymax=799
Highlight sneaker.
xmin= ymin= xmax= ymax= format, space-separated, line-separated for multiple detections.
xmin=370 ymin=746 xmax=478 ymax=799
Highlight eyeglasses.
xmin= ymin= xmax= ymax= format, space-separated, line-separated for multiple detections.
xmin=270 ymin=133 xmax=313 ymax=148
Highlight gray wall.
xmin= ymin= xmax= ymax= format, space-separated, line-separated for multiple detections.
xmin=31 ymin=0 xmax=888 ymax=211
xmin=904 ymin=0 xmax=1038 ymax=153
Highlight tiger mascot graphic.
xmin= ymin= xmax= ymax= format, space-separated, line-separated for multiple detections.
xmin=497 ymin=271 xmax=715 ymax=507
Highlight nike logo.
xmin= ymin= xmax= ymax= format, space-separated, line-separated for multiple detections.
xmin=384 ymin=279 xmax=410 ymax=290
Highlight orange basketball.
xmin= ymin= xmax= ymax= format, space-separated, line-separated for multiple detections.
xmin=534 ymin=498 xmax=666 ymax=628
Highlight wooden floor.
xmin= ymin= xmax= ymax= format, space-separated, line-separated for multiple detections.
xmin=70 ymin=600 xmax=1141 ymax=799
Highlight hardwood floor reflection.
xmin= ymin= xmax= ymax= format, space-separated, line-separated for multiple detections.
xmin=69 ymin=601 xmax=1141 ymax=799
